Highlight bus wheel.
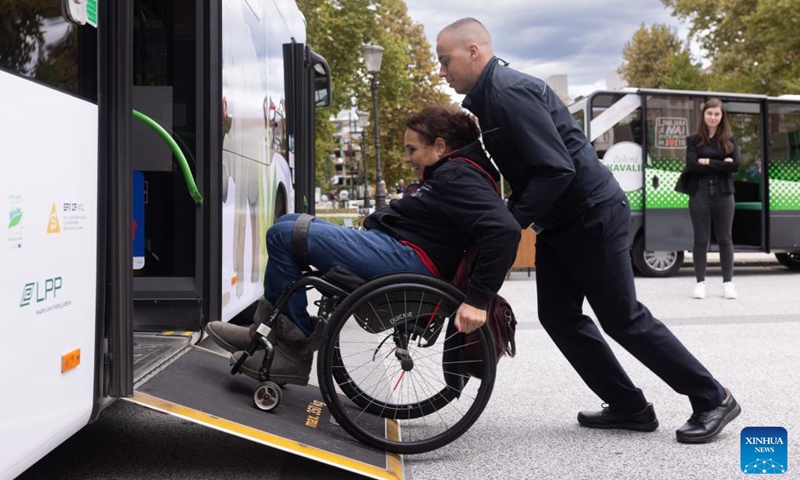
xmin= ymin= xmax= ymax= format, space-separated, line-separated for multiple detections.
xmin=775 ymin=252 xmax=800 ymax=270
xmin=631 ymin=236 xmax=684 ymax=277
xmin=274 ymin=187 xmax=287 ymax=221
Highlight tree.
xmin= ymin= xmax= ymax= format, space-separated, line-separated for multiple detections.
xmin=618 ymin=23 xmax=703 ymax=89
xmin=661 ymin=0 xmax=800 ymax=95
xmin=661 ymin=49 xmax=708 ymax=91
xmin=297 ymin=0 xmax=450 ymax=197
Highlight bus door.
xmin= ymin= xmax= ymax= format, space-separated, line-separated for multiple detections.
xmin=0 ymin=1 xmax=108 ymax=477
xmin=130 ymin=0 xmax=210 ymax=332
xmin=765 ymin=100 xmax=800 ymax=265
xmin=643 ymin=94 xmax=766 ymax=253
xmin=725 ymin=99 xmax=766 ymax=252
xmin=642 ymin=93 xmax=696 ymax=255
xmin=285 ymin=43 xmax=331 ymax=215
xmin=586 ymin=91 xmax=683 ymax=276
xmin=587 ymin=92 xmax=645 ymax=238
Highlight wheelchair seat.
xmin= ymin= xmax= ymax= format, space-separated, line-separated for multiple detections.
xmin=319 ymin=265 xmax=366 ymax=293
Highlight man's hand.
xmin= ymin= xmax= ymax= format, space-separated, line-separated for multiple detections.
xmin=455 ymin=303 xmax=487 ymax=334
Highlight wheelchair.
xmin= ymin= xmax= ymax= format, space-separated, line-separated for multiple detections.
xmin=231 ymin=267 xmax=498 ymax=455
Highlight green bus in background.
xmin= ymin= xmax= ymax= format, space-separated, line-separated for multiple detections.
xmin=569 ymin=89 xmax=800 ymax=277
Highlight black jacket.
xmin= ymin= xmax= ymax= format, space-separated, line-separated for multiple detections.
xmin=682 ymin=134 xmax=740 ymax=195
xmin=364 ymin=140 xmax=520 ymax=309
xmin=463 ymin=57 xmax=620 ymax=231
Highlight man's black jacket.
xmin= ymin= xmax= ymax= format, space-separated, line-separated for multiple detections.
xmin=364 ymin=140 xmax=520 ymax=309
xmin=463 ymin=57 xmax=620 ymax=231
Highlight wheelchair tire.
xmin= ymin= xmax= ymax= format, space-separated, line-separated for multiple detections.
xmin=317 ymin=273 xmax=496 ymax=455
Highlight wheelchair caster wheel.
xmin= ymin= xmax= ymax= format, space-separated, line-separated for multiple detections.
xmin=253 ymin=381 xmax=282 ymax=411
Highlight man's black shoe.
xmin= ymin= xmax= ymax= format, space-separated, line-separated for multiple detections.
xmin=577 ymin=402 xmax=659 ymax=432
xmin=676 ymin=388 xmax=741 ymax=444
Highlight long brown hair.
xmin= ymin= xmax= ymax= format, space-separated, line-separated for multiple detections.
xmin=695 ymin=98 xmax=734 ymax=154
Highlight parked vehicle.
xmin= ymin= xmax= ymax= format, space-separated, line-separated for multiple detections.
xmin=569 ymin=89 xmax=800 ymax=276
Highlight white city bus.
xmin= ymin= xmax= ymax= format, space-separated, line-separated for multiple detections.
xmin=0 ymin=1 xmax=330 ymax=478
xmin=569 ymin=89 xmax=800 ymax=276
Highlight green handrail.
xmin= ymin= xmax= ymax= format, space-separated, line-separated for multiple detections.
xmin=132 ymin=109 xmax=203 ymax=205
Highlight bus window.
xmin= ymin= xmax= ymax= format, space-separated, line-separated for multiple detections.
xmin=310 ymin=51 xmax=331 ymax=108
xmin=589 ymin=93 xmax=643 ymax=159
xmin=571 ymin=108 xmax=585 ymax=132
xmin=767 ymin=102 xmax=800 ymax=211
xmin=0 ymin=0 xmax=97 ymax=102
xmin=724 ymin=101 xmax=762 ymax=202
xmin=644 ymin=95 xmax=698 ymax=172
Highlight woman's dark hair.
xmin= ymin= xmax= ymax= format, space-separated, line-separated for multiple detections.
xmin=405 ymin=105 xmax=480 ymax=150
xmin=695 ymin=98 xmax=734 ymax=154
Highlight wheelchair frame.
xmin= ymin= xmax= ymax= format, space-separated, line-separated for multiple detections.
xmin=232 ymin=270 xmax=498 ymax=454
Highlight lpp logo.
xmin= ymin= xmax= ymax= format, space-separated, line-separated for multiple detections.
xmin=19 ymin=277 xmax=63 ymax=307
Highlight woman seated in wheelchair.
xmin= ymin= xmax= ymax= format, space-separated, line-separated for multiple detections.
xmin=206 ymin=105 xmax=520 ymax=386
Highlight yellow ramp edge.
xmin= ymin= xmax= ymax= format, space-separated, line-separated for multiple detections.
xmin=126 ymin=391 xmax=403 ymax=480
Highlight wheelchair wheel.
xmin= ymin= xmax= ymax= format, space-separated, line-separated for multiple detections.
xmin=253 ymin=381 xmax=282 ymax=412
xmin=317 ymin=273 xmax=496 ymax=454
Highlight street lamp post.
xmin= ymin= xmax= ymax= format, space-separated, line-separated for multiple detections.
xmin=362 ymin=43 xmax=385 ymax=209
xmin=357 ymin=109 xmax=371 ymax=210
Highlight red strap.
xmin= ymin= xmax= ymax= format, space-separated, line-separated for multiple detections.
xmin=400 ymin=240 xmax=441 ymax=277
xmin=449 ymin=157 xmax=500 ymax=196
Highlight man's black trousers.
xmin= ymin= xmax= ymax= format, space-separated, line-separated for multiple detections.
xmin=534 ymin=190 xmax=725 ymax=413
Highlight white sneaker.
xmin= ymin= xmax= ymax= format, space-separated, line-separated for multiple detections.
xmin=723 ymin=282 xmax=738 ymax=299
xmin=693 ymin=282 xmax=706 ymax=299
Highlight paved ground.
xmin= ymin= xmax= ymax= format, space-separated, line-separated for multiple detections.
xmin=18 ymin=258 xmax=799 ymax=480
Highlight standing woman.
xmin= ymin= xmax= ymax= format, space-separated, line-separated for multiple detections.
xmin=684 ymin=99 xmax=741 ymax=299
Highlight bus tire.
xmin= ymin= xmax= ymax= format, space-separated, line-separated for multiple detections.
xmin=631 ymin=235 xmax=684 ymax=277
xmin=274 ymin=186 xmax=287 ymax=221
xmin=775 ymin=252 xmax=800 ymax=271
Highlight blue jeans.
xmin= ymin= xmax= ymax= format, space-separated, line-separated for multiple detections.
xmin=264 ymin=214 xmax=431 ymax=335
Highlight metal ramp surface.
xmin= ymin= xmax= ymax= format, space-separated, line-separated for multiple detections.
xmin=127 ymin=343 xmax=403 ymax=480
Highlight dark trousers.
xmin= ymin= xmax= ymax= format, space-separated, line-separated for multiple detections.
xmin=689 ymin=179 xmax=735 ymax=282
xmin=535 ymin=190 xmax=724 ymax=413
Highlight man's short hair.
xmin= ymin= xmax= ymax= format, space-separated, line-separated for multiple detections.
xmin=438 ymin=17 xmax=491 ymax=47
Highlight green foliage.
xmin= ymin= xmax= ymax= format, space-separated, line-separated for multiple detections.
xmin=661 ymin=50 xmax=708 ymax=90
xmin=297 ymin=0 xmax=451 ymax=194
xmin=660 ymin=0 xmax=800 ymax=95
xmin=618 ymin=23 xmax=705 ymax=90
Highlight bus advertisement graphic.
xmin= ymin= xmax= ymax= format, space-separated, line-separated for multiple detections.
xmin=655 ymin=117 xmax=689 ymax=149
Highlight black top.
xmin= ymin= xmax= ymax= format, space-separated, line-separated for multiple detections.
xmin=364 ymin=140 xmax=520 ymax=309
xmin=463 ymin=57 xmax=620 ymax=231
xmin=683 ymin=134 xmax=741 ymax=195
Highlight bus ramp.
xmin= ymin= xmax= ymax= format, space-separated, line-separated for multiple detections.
xmin=127 ymin=337 xmax=403 ymax=480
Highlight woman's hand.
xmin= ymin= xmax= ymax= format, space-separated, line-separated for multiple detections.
xmin=454 ymin=303 xmax=486 ymax=334
xmin=698 ymin=158 xmax=710 ymax=165
xmin=724 ymin=157 xmax=733 ymax=163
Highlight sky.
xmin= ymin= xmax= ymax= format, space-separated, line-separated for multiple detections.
xmin=403 ymin=0 xmax=693 ymax=102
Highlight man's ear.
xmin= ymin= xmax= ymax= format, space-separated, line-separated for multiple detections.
xmin=468 ymin=43 xmax=479 ymax=59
